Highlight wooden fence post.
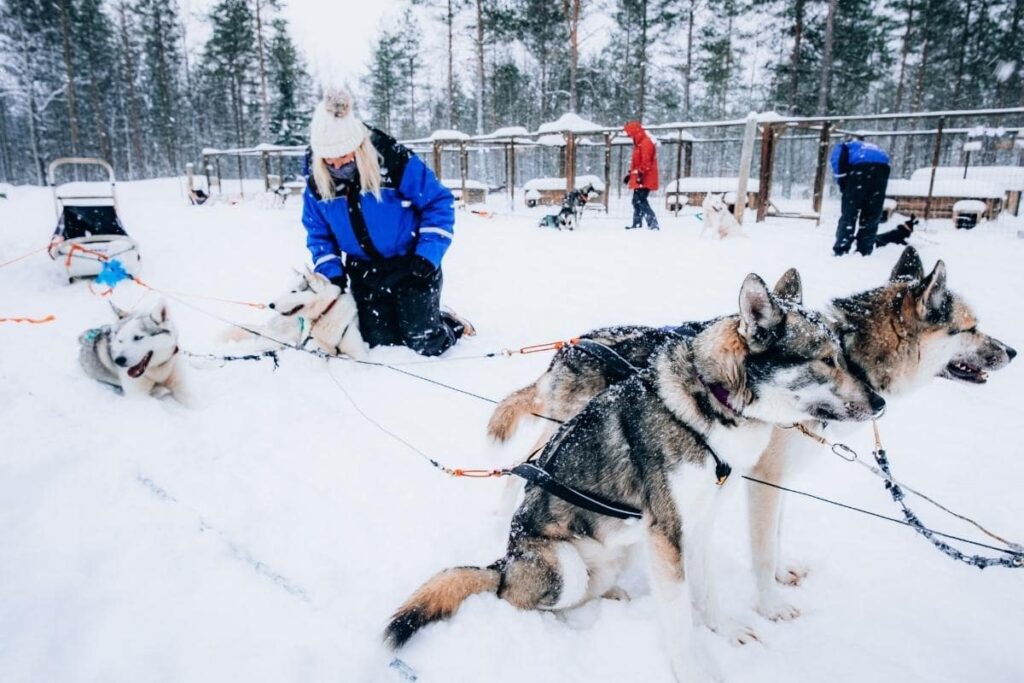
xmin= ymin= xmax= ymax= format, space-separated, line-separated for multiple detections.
xmin=924 ymin=117 xmax=945 ymax=224
xmin=811 ymin=120 xmax=832 ymax=222
xmin=735 ymin=112 xmax=758 ymax=224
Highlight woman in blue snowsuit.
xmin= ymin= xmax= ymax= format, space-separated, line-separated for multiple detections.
xmin=302 ymin=88 xmax=470 ymax=357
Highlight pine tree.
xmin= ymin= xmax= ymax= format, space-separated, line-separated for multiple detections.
xmin=365 ymin=28 xmax=405 ymax=132
xmin=202 ymin=0 xmax=258 ymax=150
xmin=395 ymin=8 xmax=423 ymax=137
xmin=267 ymin=17 xmax=311 ymax=145
xmin=134 ymin=0 xmax=186 ymax=172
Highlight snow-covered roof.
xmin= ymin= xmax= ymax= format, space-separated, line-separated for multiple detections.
xmin=665 ymin=177 xmax=761 ymax=193
xmin=201 ymin=144 xmax=305 ymax=156
xmin=429 ymin=129 xmax=470 ymax=142
xmin=908 ymin=167 xmax=1024 ymax=191
xmin=536 ymin=113 xmax=606 ymax=134
xmin=536 ymin=134 xmax=567 ymax=147
xmin=953 ymin=199 xmax=988 ymax=213
xmin=441 ymin=178 xmax=488 ymax=191
xmin=887 ymin=178 xmax=1004 ymax=199
xmin=523 ymin=175 xmax=606 ymax=192
xmin=654 ymin=130 xmax=697 ymax=142
xmin=484 ymin=126 xmax=531 ymax=139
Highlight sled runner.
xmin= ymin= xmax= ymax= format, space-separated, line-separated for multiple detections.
xmin=47 ymin=157 xmax=141 ymax=281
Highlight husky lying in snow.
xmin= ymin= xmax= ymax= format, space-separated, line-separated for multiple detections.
xmin=224 ymin=270 xmax=365 ymax=357
xmin=700 ymin=193 xmax=746 ymax=239
xmin=487 ymin=246 xmax=1016 ymax=626
xmin=79 ymin=299 xmax=189 ymax=402
xmin=386 ymin=273 xmax=884 ymax=681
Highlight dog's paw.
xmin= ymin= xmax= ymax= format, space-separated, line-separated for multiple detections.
xmin=706 ymin=615 xmax=761 ymax=646
xmin=601 ymin=586 xmax=630 ymax=601
xmin=756 ymin=591 xmax=801 ymax=622
xmin=775 ymin=563 xmax=809 ymax=587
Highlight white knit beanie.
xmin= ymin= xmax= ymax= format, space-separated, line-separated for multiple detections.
xmin=310 ymin=87 xmax=366 ymax=159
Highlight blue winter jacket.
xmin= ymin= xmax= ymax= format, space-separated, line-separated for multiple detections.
xmin=830 ymin=139 xmax=890 ymax=182
xmin=302 ymin=128 xmax=455 ymax=281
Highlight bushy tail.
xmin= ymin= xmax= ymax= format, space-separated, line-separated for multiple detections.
xmin=487 ymin=383 xmax=541 ymax=442
xmin=384 ymin=566 xmax=501 ymax=650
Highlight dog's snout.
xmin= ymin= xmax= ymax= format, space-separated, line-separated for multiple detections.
xmin=868 ymin=392 xmax=886 ymax=418
xmin=114 ymin=356 xmax=128 ymax=367
xmin=268 ymin=302 xmax=276 ymax=309
xmin=1007 ymin=345 xmax=1017 ymax=362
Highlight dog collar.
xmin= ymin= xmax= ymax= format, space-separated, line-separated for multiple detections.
xmin=696 ymin=370 xmax=741 ymax=418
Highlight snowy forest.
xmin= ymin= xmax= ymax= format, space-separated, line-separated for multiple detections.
xmin=1 ymin=0 xmax=1022 ymax=185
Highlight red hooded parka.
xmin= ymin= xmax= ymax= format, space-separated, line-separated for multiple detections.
xmin=625 ymin=121 xmax=659 ymax=191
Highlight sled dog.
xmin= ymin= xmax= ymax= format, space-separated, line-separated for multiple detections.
xmin=79 ymin=299 xmax=188 ymax=402
xmin=875 ymin=213 xmax=918 ymax=248
xmin=487 ymin=246 xmax=1016 ymax=621
xmin=224 ymin=269 xmax=365 ymax=357
xmin=700 ymin=193 xmax=746 ymax=239
xmin=537 ymin=183 xmax=600 ymax=230
xmin=386 ymin=273 xmax=884 ymax=681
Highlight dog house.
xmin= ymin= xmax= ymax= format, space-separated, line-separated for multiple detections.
xmin=953 ymin=199 xmax=987 ymax=229
xmin=441 ymin=178 xmax=488 ymax=204
xmin=523 ymin=175 xmax=606 ymax=207
xmin=881 ymin=198 xmax=898 ymax=223
xmin=885 ymin=178 xmax=1003 ymax=219
xmin=664 ymin=177 xmax=760 ymax=212
xmin=909 ymin=166 xmax=1023 ymax=216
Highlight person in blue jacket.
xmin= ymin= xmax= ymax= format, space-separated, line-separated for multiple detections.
xmin=830 ymin=136 xmax=891 ymax=256
xmin=302 ymin=87 xmax=472 ymax=356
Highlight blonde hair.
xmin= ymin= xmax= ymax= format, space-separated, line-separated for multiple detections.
xmin=312 ymin=135 xmax=383 ymax=201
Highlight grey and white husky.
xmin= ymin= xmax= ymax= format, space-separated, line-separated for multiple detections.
xmin=385 ymin=273 xmax=884 ymax=681
xmin=487 ymin=247 xmax=1016 ymax=622
xmin=78 ymin=299 xmax=188 ymax=402
xmin=224 ymin=269 xmax=365 ymax=357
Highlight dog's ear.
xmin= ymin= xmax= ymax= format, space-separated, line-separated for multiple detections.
xmin=739 ymin=273 xmax=784 ymax=349
xmin=149 ymin=299 xmax=169 ymax=325
xmin=772 ymin=268 xmax=802 ymax=305
xmin=890 ymin=246 xmax=924 ymax=283
xmin=108 ymin=301 xmax=131 ymax=319
xmin=310 ymin=271 xmax=332 ymax=291
xmin=915 ymin=259 xmax=949 ymax=319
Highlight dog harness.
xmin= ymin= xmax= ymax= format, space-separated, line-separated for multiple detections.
xmin=511 ymin=339 xmax=733 ymax=521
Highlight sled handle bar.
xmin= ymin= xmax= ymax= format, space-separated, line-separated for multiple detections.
xmin=47 ymin=157 xmax=116 ymax=186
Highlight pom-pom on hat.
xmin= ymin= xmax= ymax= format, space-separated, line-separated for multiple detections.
xmin=310 ymin=87 xmax=367 ymax=159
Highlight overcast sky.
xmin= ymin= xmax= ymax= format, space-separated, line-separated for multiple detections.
xmin=183 ymin=0 xmax=404 ymax=89
xmin=280 ymin=0 xmax=404 ymax=86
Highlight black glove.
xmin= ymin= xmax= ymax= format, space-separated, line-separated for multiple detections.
xmin=329 ymin=276 xmax=347 ymax=293
xmin=407 ymin=254 xmax=437 ymax=281
xmin=623 ymin=174 xmax=631 ymax=185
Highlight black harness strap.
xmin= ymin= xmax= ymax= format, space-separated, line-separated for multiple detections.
xmin=345 ymin=183 xmax=384 ymax=261
xmin=574 ymin=338 xmax=639 ymax=383
xmin=510 ymin=462 xmax=643 ymax=520
xmin=577 ymin=337 xmax=733 ymax=486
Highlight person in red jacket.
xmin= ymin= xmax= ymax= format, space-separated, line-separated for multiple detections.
xmin=624 ymin=120 xmax=660 ymax=230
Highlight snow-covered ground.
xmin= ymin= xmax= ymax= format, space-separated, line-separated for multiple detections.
xmin=1 ymin=179 xmax=1022 ymax=682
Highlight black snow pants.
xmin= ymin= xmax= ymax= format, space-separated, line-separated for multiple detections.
xmin=834 ymin=162 xmax=890 ymax=256
xmin=346 ymin=258 xmax=462 ymax=357
xmin=631 ymin=189 xmax=660 ymax=229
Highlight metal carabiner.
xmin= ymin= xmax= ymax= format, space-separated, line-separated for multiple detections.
xmin=832 ymin=442 xmax=858 ymax=462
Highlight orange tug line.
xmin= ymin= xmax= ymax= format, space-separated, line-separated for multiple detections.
xmin=0 ymin=315 xmax=56 ymax=324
